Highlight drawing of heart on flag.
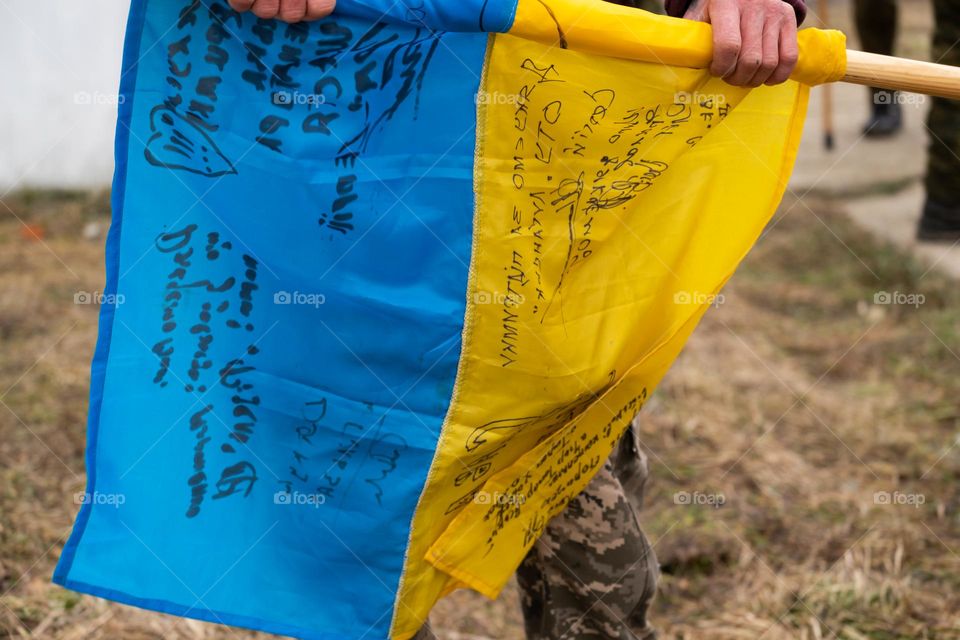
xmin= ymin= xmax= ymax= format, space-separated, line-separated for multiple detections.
xmin=53 ymin=1 xmax=846 ymax=638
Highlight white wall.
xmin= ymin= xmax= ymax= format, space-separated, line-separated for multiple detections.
xmin=0 ymin=1 xmax=130 ymax=191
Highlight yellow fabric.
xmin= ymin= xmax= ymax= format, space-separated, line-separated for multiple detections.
xmin=390 ymin=22 xmax=810 ymax=638
xmin=508 ymin=0 xmax=848 ymax=86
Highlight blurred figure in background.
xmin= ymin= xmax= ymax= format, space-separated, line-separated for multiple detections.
xmin=856 ymin=0 xmax=960 ymax=241
xmin=919 ymin=0 xmax=960 ymax=241
xmin=854 ymin=0 xmax=902 ymax=136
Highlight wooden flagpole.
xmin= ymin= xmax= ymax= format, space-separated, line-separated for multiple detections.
xmin=843 ymin=50 xmax=960 ymax=101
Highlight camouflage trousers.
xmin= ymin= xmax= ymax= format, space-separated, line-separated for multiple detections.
xmin=515 ymin=423 xmax=659 ymax=640
xmin=855 ymin=0 xmax=960 ymax=205
xmin=416 ymin=421 xmax=659 ymax=640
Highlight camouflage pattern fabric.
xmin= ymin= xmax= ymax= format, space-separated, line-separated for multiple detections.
xmin=414 ymin=421 xmax=659 ymax=640
xmin=515 ymin=423 xmax=659 ymax=640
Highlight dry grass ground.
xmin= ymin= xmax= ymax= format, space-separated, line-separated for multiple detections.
xmin=2 ymin=189 xmax=959 ymax=639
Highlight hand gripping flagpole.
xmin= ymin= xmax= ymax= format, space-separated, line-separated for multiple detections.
xmin=505 ymin=0 xmax=960 ymax=101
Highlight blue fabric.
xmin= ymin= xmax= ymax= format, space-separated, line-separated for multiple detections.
xmin=336 ymin=0 xmax=518 ymax=31
xmin=53 ymin=1 xmax=491 ymax=637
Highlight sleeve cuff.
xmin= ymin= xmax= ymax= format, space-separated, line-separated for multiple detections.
xmin=665 ymin=0 xmax=806 ymax=25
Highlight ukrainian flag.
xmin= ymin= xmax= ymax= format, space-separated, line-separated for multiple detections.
xmin=53 ymin=1 xmax=846 ymax=637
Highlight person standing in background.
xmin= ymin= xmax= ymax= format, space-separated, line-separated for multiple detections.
xmin=917 ymin=1 xmax=960 ymax=241
xmin=855 ymin=0 xmax=960 ymax=241
xmin=854 ymin=0 xmax=903 ymax=136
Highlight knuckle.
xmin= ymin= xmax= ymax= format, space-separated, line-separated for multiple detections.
xmin=716 ymin=37 xmax=741 ymax=58
xmin=766 ymin=69 xmax=790 ymax=85
xmin=740 ymin=52 xmax=762 ymax=71
xmin=711 ymin=55 xmax=735 ymax=77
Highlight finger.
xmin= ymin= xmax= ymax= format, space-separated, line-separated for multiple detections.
xmin=228 ymin=0 xmax=255 ymax=11
xmin=250 ymin=0 xmax=280 ymax=19
xmin=766 ymin=9 xmax=799 ymax=85
xmin=746 ymin=13 xmax=783 ymax=87
xmin=726 ymin=6 xmax=765 ymax=85
xmin=278 ymin=0 xmax=307 ymax=22
xmin=708 ymin=0 xmax=742 ymax=78
xmin=304 ymin=0 xmax=336 ymax=20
